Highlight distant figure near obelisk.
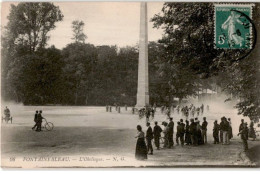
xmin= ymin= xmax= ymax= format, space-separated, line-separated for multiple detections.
xmin=136 ymin=2 xmax=149 ymax=107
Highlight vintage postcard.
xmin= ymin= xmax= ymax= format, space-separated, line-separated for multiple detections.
xmin=1 ymin=1 xmax=260 ymax=168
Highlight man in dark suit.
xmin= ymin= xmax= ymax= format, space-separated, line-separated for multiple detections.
xmin=167 ymin=117 xmax=174 ymax=148
xmin=213 ymin=120 xmax=220 ymax=144
xmin=201 ymin=117 xmax=208 ymax=144
xmin=32 ymin=110 xmax=38 ymax=130
xmin=146 ymin=122 xmax=153 ymax=154
xmin=153 ymin=121 xmax=162 ymax=150
xmin=238 ymin=122 xmax=249 ymax=152
xmin=189 ymin=118 xmax=197 ymax=145
xmin=36 ymin=110 xmax=44 ymax=132
xmin=179 ymin=119 xmax=185 ymax=146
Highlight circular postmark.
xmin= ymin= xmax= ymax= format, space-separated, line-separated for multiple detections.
xmin=214 ymin=4 xmax=257 ymax=62
xmin=230 ymin=9 xmax=257 ymax=62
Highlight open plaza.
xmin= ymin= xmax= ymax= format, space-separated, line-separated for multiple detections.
xmin=1 ymin=101 xmax=259 ymax=167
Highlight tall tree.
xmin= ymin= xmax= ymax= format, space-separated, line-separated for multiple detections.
xmin=152 ymin=2 xmax=260 ymax=121
xmin=71 ymin=20 xmax=87 ymax=43
xmin=62 ymin=43 xmax=97 ymax=105
xmin=5 ymin=2 xmax=63 ymax=52
xmin=2 ymin=2 xmax=64 ymax=102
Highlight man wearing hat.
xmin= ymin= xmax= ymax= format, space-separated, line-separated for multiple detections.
xmin=213 ymin=120 xmax=220 ymax=144
xmin=146 ymin=122 xmax=153 ymax=155
xmin=201 ymin=117 xmax=208 ymax=144
xmin=153 ymin=121 xmax=162 ymax=150
xmin=221 ymin=117 xmax=230 ymax=145
xmin=36 ymin=110 xmax=44 ymax=132
xmin=219 ymin=117 xmax=225 ymax=143
xmin=189 ymin=118 xmax=197 ymax=145
xmin=167 ymin=117 xmax=174 ymax=148
xmin=239 ymin=119 xmax=244 ymax=132
xmin=32 ymin=110 xmax=38 ymax=130
xmin=238 ymin=122 xmax=249 ymax=151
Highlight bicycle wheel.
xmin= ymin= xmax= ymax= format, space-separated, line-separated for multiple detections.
xmin=45 ymin=122 xmax=54 ymax=131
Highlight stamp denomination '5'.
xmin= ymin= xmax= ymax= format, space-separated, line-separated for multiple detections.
xmin=214 ymin=4 xmax=254 ymax=49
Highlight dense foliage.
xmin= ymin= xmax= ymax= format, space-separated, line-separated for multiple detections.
xmin=152 ymin=2 xmax=260 ymax=121
xmin=2 ymin=2 xmax=259 ymax=122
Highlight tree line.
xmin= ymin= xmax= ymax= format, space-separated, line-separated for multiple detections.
xmin=1 ymin=2 xmax=259 ymax=121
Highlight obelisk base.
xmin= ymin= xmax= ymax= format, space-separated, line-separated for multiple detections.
xmin=136 ymin=92 xmax=149 ymax=108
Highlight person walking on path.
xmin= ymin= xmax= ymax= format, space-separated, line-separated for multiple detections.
xmin=135 ymin=125 xmax=148 ymax=160
xmin=36 ymin=110 xmax=44 ymax=132
xmin=201 ymin=117 xmax=208 ymax=144
xmin=238 ymin=123 xmax=249 ymax=152
xmin=153 ymin=121 xmax=162 ymax=150
xmin=146 ymin=122 xmax=153 ymax=155
xmin=32 ymin=110 xmax=38 ymax=130
xmin=239 ymin=119 xmax=244 ymax=132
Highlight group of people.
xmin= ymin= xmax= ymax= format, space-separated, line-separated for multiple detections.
xmin=135 ymin=117 xmax=210 ymax=160
xmin=238 ymin=119 xmax=257 ymax=151
xmin=212 ymin=117 xmax=233 ymax=145
xmin=32 ymin=110 xmax=44 ymax=132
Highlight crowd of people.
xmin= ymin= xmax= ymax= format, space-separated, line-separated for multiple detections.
xmin=161 ymin=103 xmax=209 ymax=118
xmin=134 ymin=103 xmax=258 ymax=161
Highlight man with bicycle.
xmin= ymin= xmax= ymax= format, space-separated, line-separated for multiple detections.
xmin=36 ymin=110 xmax=44 ymax=132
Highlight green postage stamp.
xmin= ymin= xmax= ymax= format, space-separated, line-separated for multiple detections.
xmin=214 ymin=4 xmax=254 ymax=49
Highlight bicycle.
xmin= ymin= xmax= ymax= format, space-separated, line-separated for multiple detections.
xmin=152 ymin=136 xmax=166 ymax=147
xmin=2 ymin=113 xmax=12 ymax=124
xmin=41 ymin=118 xmax=54 ymax=131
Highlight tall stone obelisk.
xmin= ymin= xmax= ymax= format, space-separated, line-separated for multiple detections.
xmin=136 ymin=2 xmax=149 ymax=107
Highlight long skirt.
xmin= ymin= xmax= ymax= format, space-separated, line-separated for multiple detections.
xmin=135 ymin=138 xmax=147 ymax=160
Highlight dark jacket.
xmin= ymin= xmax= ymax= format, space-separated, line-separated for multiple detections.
xmin=240 ymin=127 xmax=249 ymax=140
xmin=189 ymin=122 xmax=197 ymax=135
xmin=219 ymin=121 xmax=229 ymax=131
xmin=153 ymin=125 xmax=162 ymax=137
xmin=201 ymin=121 xmax=208 ymax=130
xmin=34 ymin=113 xmax=38 ymax=122
xmin=146 ymin=126 xmax=153 ymax=140
xmin=37 ymin=113 xmax=43 ymax=122
xmin=239 ymin=123 xmax=244 ymax=132
xmin=213 ymin=123 xmax=219 ymax=135
xmin=222 ymin=121 xmax=229 ymax=131
xmin=168 ymin=121 xmax=174 ymax=134
xmin=177 ymin=123 xmax=185 ymax=136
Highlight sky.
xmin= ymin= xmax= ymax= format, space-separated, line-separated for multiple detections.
xmin=1 ymin=2 xmax=165 ymax=49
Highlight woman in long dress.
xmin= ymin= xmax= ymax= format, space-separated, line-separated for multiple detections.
xmin=135 ymin=125 xmax=147 ymax=160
